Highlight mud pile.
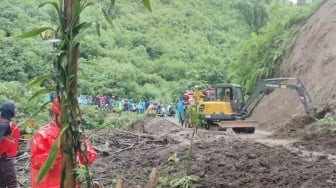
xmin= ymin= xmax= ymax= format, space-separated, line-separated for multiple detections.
xmin=250 ymin=0 xmax=336 ymax=131
xmin=91 ymin=117 xmax=336 ymax=188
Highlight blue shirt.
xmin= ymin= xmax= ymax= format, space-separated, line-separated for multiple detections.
xmin=176 ymin=100 xmax=185 ymax=113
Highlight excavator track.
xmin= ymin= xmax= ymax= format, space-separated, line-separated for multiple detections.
xmin=203 ymin=120 xmax=256 ymax=133
xmin=204 ymin=120 xmax=257 ymax=133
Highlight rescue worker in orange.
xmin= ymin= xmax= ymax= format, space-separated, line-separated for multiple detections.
xmin=30 ymin=98 xmax=97 ymax=188
xmin=0 ymin=101 xmax=19 ymax=188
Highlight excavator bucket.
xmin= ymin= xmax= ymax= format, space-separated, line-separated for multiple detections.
xmin=218 ymin=120 xmax=258 ymax=133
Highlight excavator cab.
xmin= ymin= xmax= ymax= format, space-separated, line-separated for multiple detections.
xmin=200 ymin=84 xmax=244 ymax=114
xmin=198 ymin=84 xmax=256 ymax=133
xmin=218 ymin=85 xmax=245 ymax=113
xmin=199 ymin=84 xmax=245 ymax=120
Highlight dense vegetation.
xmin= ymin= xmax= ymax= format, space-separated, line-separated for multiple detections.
xmin=0 ymin=0 xmax=323 ymax=125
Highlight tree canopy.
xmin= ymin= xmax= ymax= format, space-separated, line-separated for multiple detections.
xmin=1 ymin=0 xmax=323 ymax=102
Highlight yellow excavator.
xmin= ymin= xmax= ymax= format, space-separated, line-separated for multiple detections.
xmin=197 ymin=78 xmax=316 ymax=133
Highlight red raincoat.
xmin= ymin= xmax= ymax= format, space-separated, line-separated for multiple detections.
xmin=30 ymin=120 xmax=96 ymax=188
xmin=0 ymin=122 xmax=19 ymax=158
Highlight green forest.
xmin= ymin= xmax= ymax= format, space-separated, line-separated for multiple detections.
xmin=0 ymin=0 xmax=323 ymax=124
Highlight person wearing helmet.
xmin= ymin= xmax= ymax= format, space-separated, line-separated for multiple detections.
xmin=0 ymin=101 xmax=19 ymax=188
xmin=30 ymin=98 xmax=97 ymax=188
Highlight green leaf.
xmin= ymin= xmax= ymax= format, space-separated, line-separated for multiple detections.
xmin=82 ymin=2 xmax=94 ymax=10
xmin=102 ymin=9 xmax=114 ymax=28
xmin=142 ymin=0 xmax=152 ymax=12
xmin=29 ymin=101 xmax=51 ymax=119
xmin=74 ymin=22 xmax=91 ymax=33
xmin=38 ymin=2 xmax=61 ymax=25
xmin=27 ymin=74 xmax=53 ymax=88
xmin=80 ymin=61 xmax=99 ymax=66
xmin=167 ymin=153 xmax=179 ymax=164
xmin=15 ymin=27 xmax=53 ymax=39
xmin=72 ymin=1 xmax=82 ymax=19
xmin=29 ymin=88 xmax=54 ymax=102
xmin=39 ymin=2 xmax=59 ymax=11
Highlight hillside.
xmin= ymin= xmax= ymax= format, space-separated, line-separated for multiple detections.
xmin=250 ymin=0 xmax=335 ymax=130
xmin=15 ymin=1 xmax=336 ymax=187
xmin=1 ymin=0 xmax=250 ymax=102
xmin=1 ymin=0 xmax=322 ymax=104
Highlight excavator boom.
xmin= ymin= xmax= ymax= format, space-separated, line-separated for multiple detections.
xmin=240 ymin=78 xmax=316 ymax=118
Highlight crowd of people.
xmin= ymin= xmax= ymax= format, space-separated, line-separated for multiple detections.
xmin=45 ymin=92 xmax=149 ymax=114
xmin=76 ymin=94 xmax=165 ymax=115
xmin=45 ymin=92 xmax=181 ymax=116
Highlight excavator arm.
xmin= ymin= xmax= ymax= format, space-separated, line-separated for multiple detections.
xmin=239 ymin=78 xmax=316 ymax=118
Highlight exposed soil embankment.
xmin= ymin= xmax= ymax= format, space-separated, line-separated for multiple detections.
xmin=250 ymin=0 xmax=336 ymax=131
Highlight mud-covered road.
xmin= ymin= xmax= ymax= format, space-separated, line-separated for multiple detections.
xmin=16 ymin=115 xmax=336 ymax=187
xmin=89 ymin=116 xmax=336 ymax=188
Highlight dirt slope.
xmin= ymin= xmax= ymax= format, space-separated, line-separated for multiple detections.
xmin=250 ymin=0 xmax=336 ymax=130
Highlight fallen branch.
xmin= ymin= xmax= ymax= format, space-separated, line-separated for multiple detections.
xmin=113 ymin=141 xmax=138 ymax=154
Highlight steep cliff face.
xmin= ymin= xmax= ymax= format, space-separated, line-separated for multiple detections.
xmin=251 ymin=0 xmax=336 ymax=130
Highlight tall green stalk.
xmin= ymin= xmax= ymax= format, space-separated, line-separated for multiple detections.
xmin=185 ymin=87 xmax=202 ymax=175
xmin=17 ymin=0 xmax=151 ymax=187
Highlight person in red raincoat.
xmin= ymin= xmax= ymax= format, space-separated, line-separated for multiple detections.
xmin=0 ymin=101 xmax=20 ymax=188
xmin=30 ymin=98 xmax=97 ymax=188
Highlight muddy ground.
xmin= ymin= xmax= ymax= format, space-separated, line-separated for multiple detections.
xmin=16 ymin=115 xmax=336 ymax=188
xmin=87 ymin=116 xmax=336 ymax=188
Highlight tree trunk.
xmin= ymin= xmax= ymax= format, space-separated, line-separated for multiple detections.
xmin=60 ymin=0 xmax=80 ymax=187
